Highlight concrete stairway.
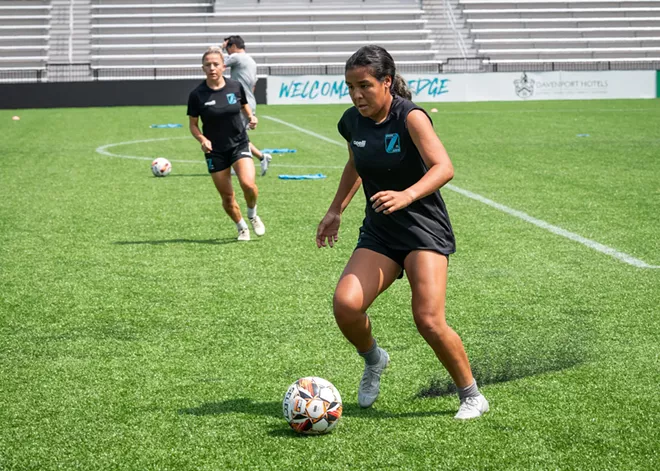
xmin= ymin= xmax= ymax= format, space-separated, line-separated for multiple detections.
xmin=49 ymin=0 xmax=92 ymax=81
xmin=421 ymin=0 xmax=477 ymax=61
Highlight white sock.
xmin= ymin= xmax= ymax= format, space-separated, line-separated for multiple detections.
xmin=247 ymin=206 xmax=257 ymax=219
xmin=236 ymin=219 xmax=248 ymax=231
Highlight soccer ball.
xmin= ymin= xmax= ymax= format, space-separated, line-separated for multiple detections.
xmin=282 ymin=377 xmax=343 ymax=435
xmin=151 ymin=157 xmax=171 ymax=177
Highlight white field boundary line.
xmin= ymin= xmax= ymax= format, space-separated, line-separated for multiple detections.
xmin=262 ymin=115 xmax=659 ymax=269
xmin=94 ymin=136 xmax=344 ymax=169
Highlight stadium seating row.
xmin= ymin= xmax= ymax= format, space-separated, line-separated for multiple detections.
xmin=2 ymin=0 xmax=660 ymax=81
xmin=0 ymin=1 xmax=50 ymax=75
xmin=458 ymin=0 xmax=660 ymax=63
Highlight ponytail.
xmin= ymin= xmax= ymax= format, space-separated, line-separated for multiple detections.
xmin=391 ymin=73 xmax=411 ymax=100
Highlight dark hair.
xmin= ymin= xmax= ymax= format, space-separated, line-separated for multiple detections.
xmin=224 ymin=35 xmax=245 ymax=50
xmin=345 ymin=45 xmax=411 ymax=100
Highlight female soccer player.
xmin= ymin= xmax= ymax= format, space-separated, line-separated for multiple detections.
xmin=188 ymin=47 xmax=266 ymax=241
xmin=316 ymin=45 xmax=489 ymax=419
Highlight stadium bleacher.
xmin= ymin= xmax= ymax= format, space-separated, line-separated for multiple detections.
xmin=0 ymin=1 xmax=50 ymax=81
xmin=89 ymin=0 xmax=436 ymax=78
xmin=459 ymin=0 xmax=660 ymax=67
xmin=2 ymin=0 xmax=660 ymax=82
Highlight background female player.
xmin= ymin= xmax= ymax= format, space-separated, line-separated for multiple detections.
xmin=188 ymin=47 xmax=266 ymax=241
xmin=316 ymin=45 xmax=489 ymax=419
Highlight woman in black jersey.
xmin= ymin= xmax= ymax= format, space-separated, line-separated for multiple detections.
xmin=188 ymin=47 xmax=266 ymax=241
xmin=316 ymin=46 xmax=489 ymax=419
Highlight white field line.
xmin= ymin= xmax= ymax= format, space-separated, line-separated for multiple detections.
xmin=261 ymin=115 xmax=659 ymax=269
xmin=96 ymin=137 xmax=192 ymax=162
xmin=95 ymin=135 xmax=341 ymax=168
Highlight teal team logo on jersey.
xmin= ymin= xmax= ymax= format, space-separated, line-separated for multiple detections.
xmin=385 ymin=133 xmax=401 ymax=153
xmin=227 ymin=93 xmax=237 ymax=105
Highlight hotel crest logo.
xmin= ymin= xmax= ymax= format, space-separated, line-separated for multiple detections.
xmin=514 ymin=72 xmax=535 ymax=99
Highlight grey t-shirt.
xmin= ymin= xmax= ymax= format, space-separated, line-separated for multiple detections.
xmin=224 ymin=52 xmax=257 ymax=111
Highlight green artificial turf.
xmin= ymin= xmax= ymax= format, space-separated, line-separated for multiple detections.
xmin=0 ymin=99 xmax=658 ymax=470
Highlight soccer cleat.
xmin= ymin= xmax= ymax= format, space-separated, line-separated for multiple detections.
xmin=454 ymin=394 xmax=489 ymax=420
xmin=260 ymin=153 xmax=272 ymax=176
xmin=237 ymin=228 xmax=250 ymax=241
xmin=249 ymin=216 xmax=266 ymax=236
xmin=358 ymin=348 xmax=390 ymax=408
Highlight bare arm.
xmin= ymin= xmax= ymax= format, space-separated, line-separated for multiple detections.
xmin=405 ymin=110 xmax=454 ymax=199
xmin=241 ymin=103 xmax=258 ymax=129
xmin=370 ymin=110 xmax=454 ymax=215
xmin=316 ymin=145 xmax=362 ymax=248
xmin=328 ymin=145 xmax=362 ymax=214
xmin=189 ymin=116 xmax=212 ymax=153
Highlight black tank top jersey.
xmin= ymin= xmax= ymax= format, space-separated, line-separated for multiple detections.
xmin=187 ymin=79 xmax=249 ymax=152
xmin=337 ymin=96 xmax=456 ymax=254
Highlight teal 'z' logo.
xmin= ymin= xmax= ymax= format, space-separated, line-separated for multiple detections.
xmin=227 ymin=93 xmax=237 ymax=105
xmin=385 ymin=133 xmax=400 ymax=153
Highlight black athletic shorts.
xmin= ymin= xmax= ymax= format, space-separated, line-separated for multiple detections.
xmin=355 ymin=230 xmax=449 ymax=280
xmin=205 ymin=142 xmax=251 ymax=173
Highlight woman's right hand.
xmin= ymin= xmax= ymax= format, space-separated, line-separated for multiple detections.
xmin=200 ymin=138 xmax=213 ymax=154
xmin=316 ymin=211 xmax=341 ymax=248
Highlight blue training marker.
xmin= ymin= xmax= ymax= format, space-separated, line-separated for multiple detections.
xmin=261 ymin=148 xmax=297 ymax=153
xmin=278 ymin=174 xmax=326 ymax=180
xmin=150 ymin=124 xmax=183 ymax=128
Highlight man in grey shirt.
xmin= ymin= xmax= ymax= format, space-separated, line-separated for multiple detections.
xmin=223 ymin=35 xmax=272 ymax=176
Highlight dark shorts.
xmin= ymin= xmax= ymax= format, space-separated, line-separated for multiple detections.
xmin=205 ymin=142 xmax=251 ymax=173
xmin=355 ymin=231 xmax=449 ymax=280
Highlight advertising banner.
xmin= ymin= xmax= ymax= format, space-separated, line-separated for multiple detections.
xmin=267 ymin=71 xmax=656 ymax=104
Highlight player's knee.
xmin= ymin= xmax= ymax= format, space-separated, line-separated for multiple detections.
xmin=239 ymin=181 xmax=257 ymax=195
xmin=219 ymin=192 xmax=236 ymax=208
xmin=332 ymin=290 xmax=362 ymax=323
xmin=412 ymin=309 xmax=447 ymax=336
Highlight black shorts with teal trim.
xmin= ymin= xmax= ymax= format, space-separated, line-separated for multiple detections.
xmin=205 ymin=142 xmax=251 ymax=173
xmin=355 ymin=230 xmax=449 ymax=280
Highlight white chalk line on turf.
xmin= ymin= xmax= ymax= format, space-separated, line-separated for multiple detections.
xmin=262 ymin=115 xmax=659 ymax=269
xmin=95 ymin=136 xmax=344 ymax=169
xmin=96 ymin=137 xmax=193 ymax=162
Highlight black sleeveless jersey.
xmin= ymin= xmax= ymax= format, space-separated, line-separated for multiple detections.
xmin=187 ymin=78 xmax=249 ymax=152
xmin=337 ymin=96 xmax=455 ymax=254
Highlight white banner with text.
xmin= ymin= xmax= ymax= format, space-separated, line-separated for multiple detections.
xmin=267 ymin=71 xmax=656 ymax=104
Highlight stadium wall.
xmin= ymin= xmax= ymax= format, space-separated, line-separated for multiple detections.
xmin=268 ymin=71 xmax=658 ymax=104
xmin=0 ymin=72 xmax=656 ymax=109
xmin=0 ymin=79 xmax=267 ymax=110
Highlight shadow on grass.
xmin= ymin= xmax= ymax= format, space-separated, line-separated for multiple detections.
xmin=165 ymin=174 xmax=208 ymax=177
xmin=417 ymin=342 xmax=586 ymax=398
xmin=180 ymin=400 xmax=454 ymax=439
xmin=179 ymin=399 xmax=453 ymax=420
xmin=113 ymin=238 xmax=237 ymax=245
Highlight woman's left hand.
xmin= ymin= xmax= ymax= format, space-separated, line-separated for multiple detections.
xmin=370 ymin=190 xmax=414 ymax=215
xmin=248 ymin=115 xmax=258 ymax=130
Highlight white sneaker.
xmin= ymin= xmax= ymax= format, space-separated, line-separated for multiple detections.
xmin=249 ymin=216 xmax=265 ymax=236
xmin=454 ymin=394 xmax=489 ymax=420
xmin=237 ymin=228 xmax=250 ymax=241
xmin=260 ymin=153 xmax=272 ymax=176
xmin=358 ymin=348 xmax=390 ymax=408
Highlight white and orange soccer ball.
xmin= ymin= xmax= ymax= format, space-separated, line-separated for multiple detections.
xmin=151 ymin=157 xmax=172 ymax=177
xmin=282 ymin=377 xmax=343 ymax=435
